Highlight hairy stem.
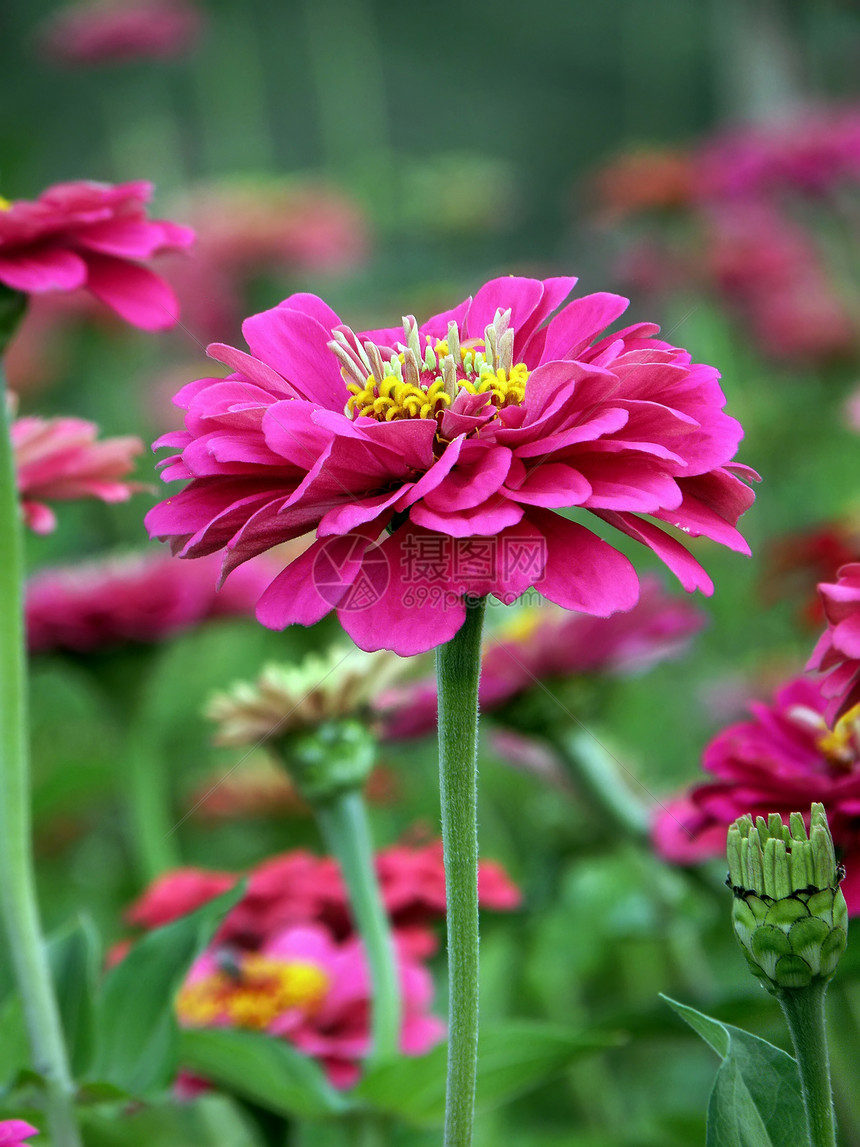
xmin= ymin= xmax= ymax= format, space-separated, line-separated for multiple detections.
xmin=0 ymin=365 xmax=81 ymax=1145
xmin=778 ymin=981 xmax=837 ymax=1147
xmin=437 ymin=598 xmax=486 ymax=1147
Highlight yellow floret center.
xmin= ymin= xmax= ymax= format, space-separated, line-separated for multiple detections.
xmin=176 ymin=954 xmax=330 ymax=1030
xmin=346 ymin=355 xmax=529 ymax=423
xmin=0 ymin=197 xmax=10 ymax=211
xmin=817 ymin=703 xmax=860 ymax=766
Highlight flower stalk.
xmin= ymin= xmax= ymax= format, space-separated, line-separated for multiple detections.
xmin=778 ymin=980 xmax=837 ymax=1147
xmin=288 ymin=719 xmax=402 ymax=1067
xmin=315 ymin=786 xmax=401 ymax=1066
xmin=436 ymin=597 xmax=486 ymax=1147
xmin=0 ymin=356 xmax=81 ymax=1146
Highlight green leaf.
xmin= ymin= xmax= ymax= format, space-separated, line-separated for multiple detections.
xmin=0 ymin=916 xmax=101 ymax=1087
xmin=79 ymin=1093 xmax=266 ymax=1147
xmin=662 ymin=995 xmax=806 ymax=1147
xmin=178 ymin=1026 xmax=349 ymax=1120
xmin=88 ymin=884 xmax=244 ymax=1097
xmin=48 ymin=914 xmax=101 ymax=1077
xmin=353 ymin=1021 xmax=619 ymax=1127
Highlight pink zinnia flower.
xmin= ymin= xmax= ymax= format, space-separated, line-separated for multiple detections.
xmin=380 ymin=575 xmax=706 ymax=739
xmin=36 ymin=0 xmax=203 ymax=65
xmin=0 ymin=1122 xmax=38 ymax=1147
xmin=653 ymin=675 xmax=860 ymax=911
xmin=12 ymin=413 xmax=142 ymax=533
xmin=177 ymin=923 xmax=444 ymax=1088
xmin=807 ymin=564 xmax=860 ymax=724
xmin=25 ymin=549 xmax=272 ymax=653
xmin=0 ymin=181 xmax=193 ymax=329
xmin=146 ymin=277 xmax=755 ymax=656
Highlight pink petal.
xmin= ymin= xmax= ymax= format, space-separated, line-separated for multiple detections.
xmin=422 ymin=444 xmax=513 ymax=512
xmin=0 ymin=246 xmax=87 ymax=291
xmin=410 ymin=498 xmax=524 ymax=537
xmin=206 ymin=343 xmax=301 ymax=398
xmin=466 ymin=276 xmax=545 ymax=346
xmin=339 ymin=528 xmax=466 ymax=655
xmin=596 ymin=510 xmax=714 ymax=594
xmin=256 ymin=531 xmax=378 ymax=629
xmin=529 ymin=508 xmax=640 ymax=615
xmin=503 ymin=462 xmax=592 ymax=507
xmin=539 ymin=291 xmax=630 ymax=362
xmin=242 ymin=305 xmax=345 ymax=409
xmin=83 ymin=253 xmax=181 ymax=329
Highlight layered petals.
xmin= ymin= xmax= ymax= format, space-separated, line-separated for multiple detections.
xmin=148 ymin=278 xmax=753 ymax=652
xmin=0 ymin=180 xmax=193 ymax=328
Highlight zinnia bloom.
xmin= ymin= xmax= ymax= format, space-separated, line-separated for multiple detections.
xmin=0 ymin=1122 xmax=38 ymax=1147
xmin=0 ymin=181 xmax=193 ymax=329
xmin=205 ymin=645 xmax=407 ymax=746
xmin=380 ymin=574 xmax=706 ymax=739
xmin=36 ymin=0 xmax=203 ymax=65
xmin=25 ymin=549 xmax=271 ymax=653
xmin=126 ymin=840 xmax=521 ymax=958
xmin=146 ymin=276 xmax=755 ymax=656
xmin=653 ymin=675 xmax=860 ymax=911
xmin=177 ymin=923 xmax=444 ymax=1087
xmin=12 ymin=413 xmax=142 ymax=533
xmin=807 ymin=564 xmax=860 ymax=723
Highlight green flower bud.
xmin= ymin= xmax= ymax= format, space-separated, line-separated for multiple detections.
xmin=727 ymin=803 xmax=848 ymax=992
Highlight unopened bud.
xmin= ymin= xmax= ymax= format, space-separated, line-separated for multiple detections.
xmin=727 ymin=803 xmax=848 ymax=991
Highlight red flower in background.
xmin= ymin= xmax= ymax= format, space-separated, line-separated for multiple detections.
xmin=26 ymin=549 xmax=272 ymax=652
xmin=12 ymin=413 xmax=142 ymax=533
xmin=763 ymin=523 xmax=860 ymax=627
xmin=126 ymin=840 xmax=521 ymax=959
xmin=36 ymin=0 xmax=203 ymax=65
xmin=808 ymin=564 xmax=860 ymax=724
xmin=653 ymin=675 xmax=860 ymax=911
xmin=0 ymin=181 xmax=193 ymax=329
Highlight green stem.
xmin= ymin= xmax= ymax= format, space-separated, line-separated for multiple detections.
xmin=345 ymin=1113 xmax=389 ymax=1147
xmin=559 ymin=731 xmax=650 ymax=841
xmin=124 ymin=708 xmax=181 ymax=883
xmin=0 ymin=367 xmax=81 ymax=1146
xmin=778 ymin=981 xmax=837 ymax=1147
xmin=436 ymin=597 xmax=486 ymax=1147
xmin=316 ymin=789 xmax=400 ymax=1065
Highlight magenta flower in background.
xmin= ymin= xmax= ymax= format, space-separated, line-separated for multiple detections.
xmin=146 ymin=276 xmax=755 ymax=656
xmin=0 ymin=1122 xmax=38 ymax=1147
xmin=177 ymin=923 xmax=444 ymax=1088
xmin=380 ymin=575 xmax=707 ymax=739
xmin=807 ymin=563 xmax=860 ymax=724
xmin=0 ymin=181 xmax=193 ymax=329
xmin=653 ymin=675 xmax=860 ymax=911
xmin=694 ymin=107 xmax=860 ymax=200
xmin=12 ymin=413 xmax=142 ymax=533
xmin=36 ymin=0 xmax=203 ymax=65
xmin=25 ymin=549 xmax=272 ymax=653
